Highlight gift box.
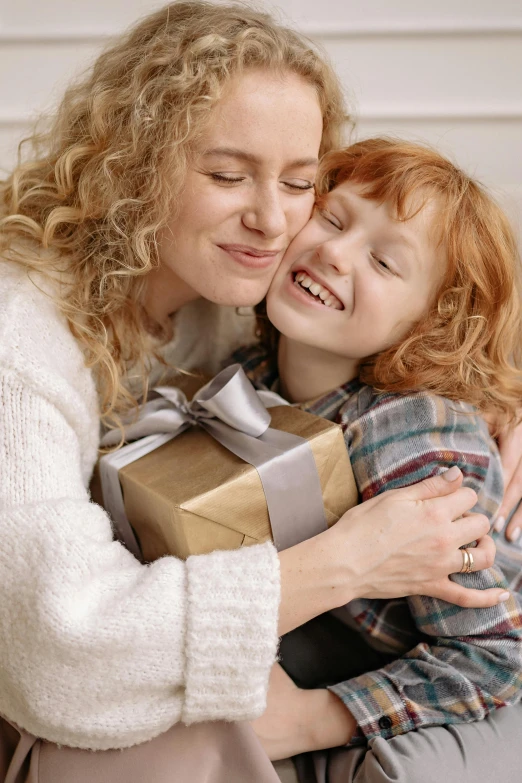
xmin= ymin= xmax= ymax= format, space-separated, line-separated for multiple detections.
xmin=92 ymin=371 xmax=358 ymax=561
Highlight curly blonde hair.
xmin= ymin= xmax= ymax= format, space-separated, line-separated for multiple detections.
xmin=258 ymin=137 xmax=522 ymax=424
xmin=0 ymin=1 xmax=347 ymax=429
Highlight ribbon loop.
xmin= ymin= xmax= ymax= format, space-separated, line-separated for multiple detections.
xmin=193 ymin=364 xmax=272 ymax=438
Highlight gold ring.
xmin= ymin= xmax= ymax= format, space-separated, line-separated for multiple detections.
xmin=460 ymin=548 xmax=470 ymax=574
xmin=460 ymin=548 xmax=474 ymax=574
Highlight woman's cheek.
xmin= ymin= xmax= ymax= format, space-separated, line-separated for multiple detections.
xmin=287 ymin=195 xmax=315 ymax=239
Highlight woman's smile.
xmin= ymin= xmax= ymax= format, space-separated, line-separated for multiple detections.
xmin=217 ymin=243 xmax=284 ymax=270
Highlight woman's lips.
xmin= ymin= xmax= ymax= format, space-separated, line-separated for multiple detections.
xmin=218 ymin=244 xmax=282 ymax=269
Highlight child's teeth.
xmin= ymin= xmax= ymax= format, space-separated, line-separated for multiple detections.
xmin=294 ymin=271 xmax=343 ymax=310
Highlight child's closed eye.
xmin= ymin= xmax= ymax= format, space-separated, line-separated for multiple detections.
xmin=317 ymin=207 xmax=343 ymax=230
xmin=371 ymin=253 xmax=395 ymax=275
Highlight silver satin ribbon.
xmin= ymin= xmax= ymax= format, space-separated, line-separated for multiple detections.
xmin=99 ymin=364 xmax=328 ymax=560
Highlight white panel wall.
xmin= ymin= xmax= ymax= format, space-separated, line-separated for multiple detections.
xmin=0 ymin=0 xmax=521 ymax=233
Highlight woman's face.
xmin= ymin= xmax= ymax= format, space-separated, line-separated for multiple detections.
xmin=150 ymin=69 xmax=323 ymax=317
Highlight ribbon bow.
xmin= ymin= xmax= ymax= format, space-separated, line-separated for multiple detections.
xmin=99 ymin=364 xmax=327 ymax=560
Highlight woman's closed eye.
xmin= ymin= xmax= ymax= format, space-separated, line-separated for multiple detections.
xmin=210 ymin=172 xmax=245 ymax=184
xmin=282 ymin=179 xmax=314 ymax=192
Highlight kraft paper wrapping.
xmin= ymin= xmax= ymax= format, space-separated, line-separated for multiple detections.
xmin=107 ymin=404 xmax=358 ymax=561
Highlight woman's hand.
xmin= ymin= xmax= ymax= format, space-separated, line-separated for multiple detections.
xmin=278 ymin=468 xmax=507 ymax=636
xmin=251 ymin=663 xmax=355 ymax=760
xmin=332 ymin=470 xmax=499 ymax=606
xmin=494 ymin=417 xmax=522 ymax=543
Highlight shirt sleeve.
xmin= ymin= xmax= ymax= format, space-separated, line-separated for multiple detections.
xmin=329 ymin=392 xmax=522 ymax=743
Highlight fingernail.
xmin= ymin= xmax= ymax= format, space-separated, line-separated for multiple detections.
xmin=494 ymin=516 xmax=506 ymax=533
xmin=510 ymin=527 xmax=521 ymax=543
xmin=442 ymin=466 xmax=462 ymax=482
xmin=498 ymin=592 xmax=511 ymax=603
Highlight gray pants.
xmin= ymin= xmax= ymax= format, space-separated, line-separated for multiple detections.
xmin=275 ymin=703 xmax=522 ymax=783
xmin=275 ymin=613 xmax=522 ymax=783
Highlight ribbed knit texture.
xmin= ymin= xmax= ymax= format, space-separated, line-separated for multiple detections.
xmin=0 ymin=260 xmax=280 ymax=750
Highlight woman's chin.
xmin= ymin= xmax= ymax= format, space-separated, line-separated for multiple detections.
xmin=204 ymin=283 xmax=270 ymax=309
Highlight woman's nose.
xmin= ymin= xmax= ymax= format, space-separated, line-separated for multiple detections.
xmin=242 ymin=187 xmax=287 ymax=239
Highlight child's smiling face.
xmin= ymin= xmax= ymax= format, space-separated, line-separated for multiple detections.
xmin=266 ymin=181 xmax=446 ymax=368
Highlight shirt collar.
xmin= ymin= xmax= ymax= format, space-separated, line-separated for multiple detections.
xmin=239 ymin=347 xmax=363 ymax=423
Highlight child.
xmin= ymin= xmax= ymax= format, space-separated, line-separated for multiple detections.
xmin=234 ymin=138 xmax=522 ymax=748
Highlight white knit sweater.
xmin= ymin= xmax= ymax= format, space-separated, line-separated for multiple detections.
xmin=0 ymin=260 xmax=280 ymax=750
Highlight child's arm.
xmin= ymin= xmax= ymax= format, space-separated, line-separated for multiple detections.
xmin=329 ymin=391 xmax=522 ymax=743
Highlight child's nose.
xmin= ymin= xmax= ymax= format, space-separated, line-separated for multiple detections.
xmin=319 ymin=236 xmax=359 ymax=276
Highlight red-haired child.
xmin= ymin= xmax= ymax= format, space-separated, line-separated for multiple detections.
xmin=234 ymin=139 xmax=522 ymax=770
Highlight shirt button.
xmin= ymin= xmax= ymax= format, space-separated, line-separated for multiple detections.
xmin=378 ymin=716 xmax=393 ymax=730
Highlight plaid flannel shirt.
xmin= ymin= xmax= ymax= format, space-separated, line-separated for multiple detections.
xmin=233 ymin=344 xmax=522 ymax=743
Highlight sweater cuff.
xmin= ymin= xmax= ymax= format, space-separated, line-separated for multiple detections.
xmin=329 ymin=671 xmax=417 ymax=742
xmin=182 ymin=542 xmax=280 ymax=724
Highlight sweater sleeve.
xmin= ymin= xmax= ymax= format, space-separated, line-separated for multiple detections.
xmin=0 ymin=368 xmax=280 ymax=750
xmin=329 ymin=392 xmax=522 ymax=743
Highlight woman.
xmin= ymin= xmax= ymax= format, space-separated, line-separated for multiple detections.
xmin=0 ymin=3 xmax=515 ymax=781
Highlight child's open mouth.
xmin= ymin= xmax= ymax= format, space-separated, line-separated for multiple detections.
xmin=293 ymin=271 xmax=344 ymax=310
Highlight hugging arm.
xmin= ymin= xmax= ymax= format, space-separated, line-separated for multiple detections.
xmin=329 ymin=393 xmax=522 ymax=742
xmin=0 ymin=364 xmax=281 ymax=748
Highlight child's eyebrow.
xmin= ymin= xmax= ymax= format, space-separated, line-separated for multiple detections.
xmin=381 ymin=234 xmax=419 ymax=269
xmin=386 ymin=234 xmax=418 ymax=254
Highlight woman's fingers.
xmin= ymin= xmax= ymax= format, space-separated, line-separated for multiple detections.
xmin=422 ymin=487 xmax=480 ymax=528
xmin=504 ymin=505 xmax=522 ymax=544
xmin=450 ymin=512 xmax=490 ymax=547
xmin=497 ymin=421 xmax=522 ymax=488
xmin=497 ymin=461 xmax=522 ymax=541
xmin=400 ymin=465 xmax=464 ymax=501
xmin=423 ymin=536 xmax=510 ymax=608
xmin=401 ymin=467 xmax=481 ymax=523
xmin=496 ymin=418 xmax=522 ymax=540
xmin=451 ymin=534 xmax=495 ymax=575
xmin=432 ymin=581 xmax=510 ymax=608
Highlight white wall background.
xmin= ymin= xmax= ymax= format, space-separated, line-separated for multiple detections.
xmin=0 ymin=0 xmax=521 ymax=234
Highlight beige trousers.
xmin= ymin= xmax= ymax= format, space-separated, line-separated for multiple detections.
xmin=0 ymin=716 xmax=281 ymax=783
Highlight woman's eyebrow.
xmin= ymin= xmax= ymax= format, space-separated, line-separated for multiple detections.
xmin=202 ymin=146 xmax=318 ymax=168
